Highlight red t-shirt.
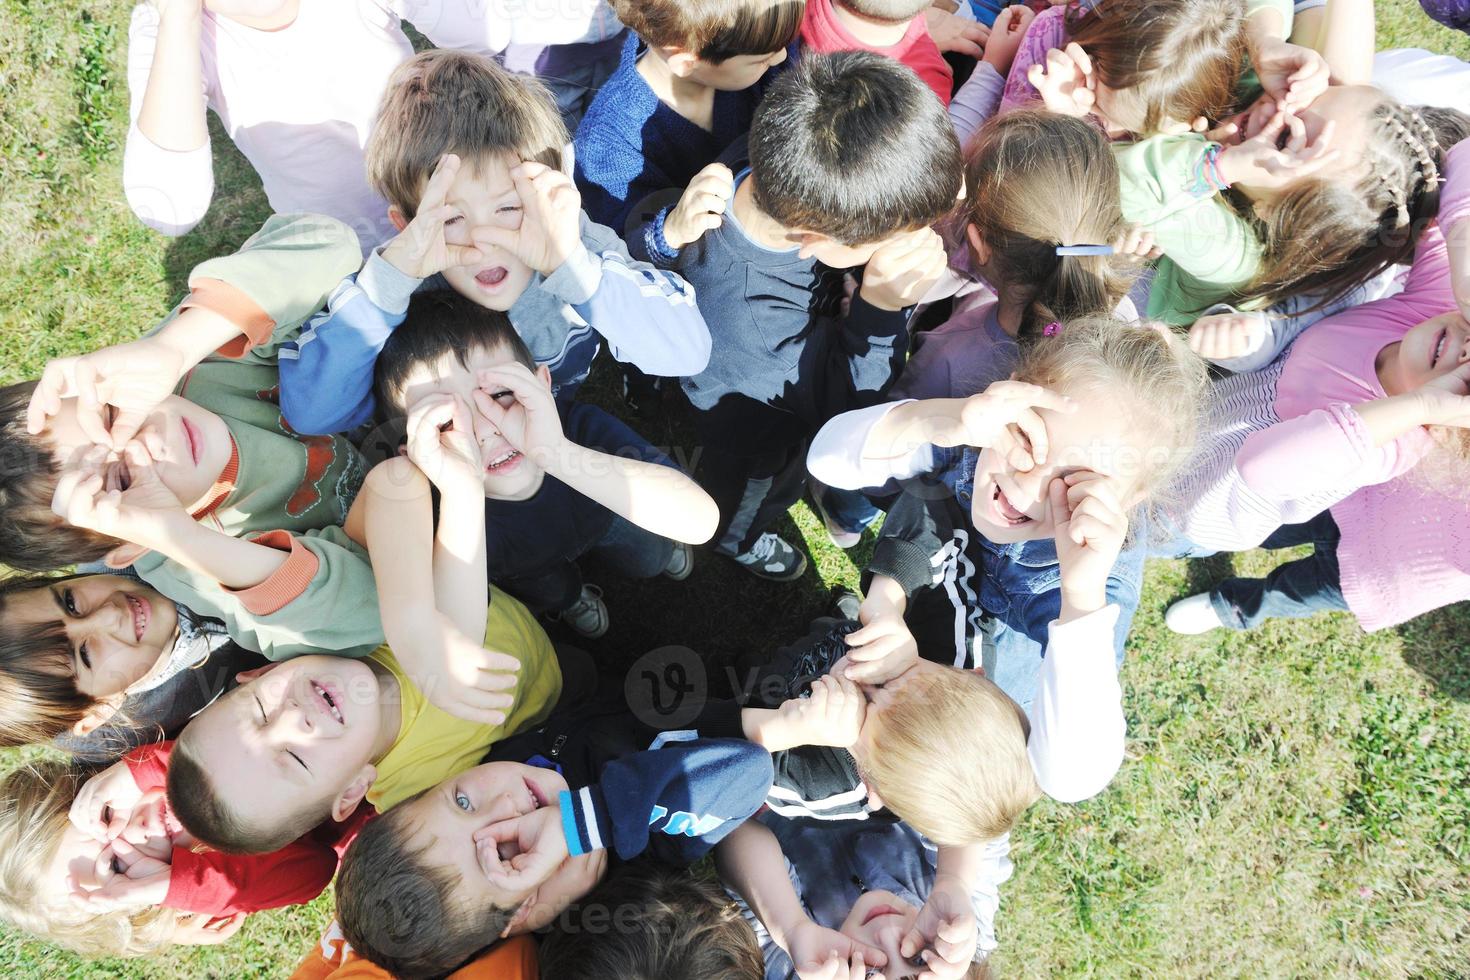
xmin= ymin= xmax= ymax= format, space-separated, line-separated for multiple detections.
xmin=799 ymin=0 xmax=953 ymax=105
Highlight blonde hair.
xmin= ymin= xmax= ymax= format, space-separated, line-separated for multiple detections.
xmin=862 ymin=668 xmax=1040 ymax=847
xmin=0 ymin=760 xmax=180 ymax=957
xmin=366 ymin=49 xmax=567 ymax=221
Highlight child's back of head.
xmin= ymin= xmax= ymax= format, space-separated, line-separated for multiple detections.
xmin=750 ymin=50 xmax=963 ymax=245
xmin=538 ymin=863 xmax=764 ymax=980
xmin=610 ymin=0 xmax=804 ymax=63
xmin=961 ymin=109 xmax=1138 ymax=338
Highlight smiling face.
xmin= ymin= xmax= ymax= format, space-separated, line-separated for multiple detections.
xmin=3 ymin=575 xmax=178 ymax=699
xmin=392 ymin=762 xmax=605 ymax=934
xmin=42 ymin=395 xmax=234 ymax=514
xmin=1379 ymin=311 xmax=1470 ymax=396
xmin=841 ymin=889 xmax=925 ymax=979
xmin=430 ymin=153 xmax=537 ymax=313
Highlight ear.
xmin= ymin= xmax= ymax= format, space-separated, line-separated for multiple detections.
xmin=500 ymin=893 xmax=537 ymax=938
xmin=534 ymin=364 xmax=553 ymax=388
xmin=965 ymin=223 xmax=991 ymax=266
xmin=664 ymin=49 xmax=699 ymax=78
xmin=330 ymin=764 xmax=377 ymax=823
xmin=70 ymin=694 xmax=126 ymax=737
xmin=388 ymin=207 xmax=409 ymax=233
xmin=791 ymin=231 xmax=826 ymax=260
xmin=864 ymin=784 xmax=886 ymax=813
xmin=103 ymin=543 xmax=151 ymax=571
xmin=234 ymin=662 xmax=282 ymax=685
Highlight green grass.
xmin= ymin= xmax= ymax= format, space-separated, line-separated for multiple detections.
xmin=1 ymin=2 xmax=1469 ymax=976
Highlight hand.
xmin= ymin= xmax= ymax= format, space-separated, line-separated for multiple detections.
xmin=1251 ymin=37 xmax=1330 ymax=112
xmin=787 ymin=919 xmax=889 ymax=980
xmin=1113 ymin=226 xmax=1162 ymax=264
xmin=471 ymin=363 xmax=566 ymax=461
xmin=924 ymin=7 xmax=990 ymax=58
xmin=28 ymin=337 xmax=187 ymax=449
xmin=900 ymin=875 xmax=978 ymax=980
xmin=70 ymin=760 xmax=145 ymax=843
xmin=948 ymin=382 xmax=1077 ymax=471
xmin=1216 ymin=108 xmax=1339 ymax=195
xmin=1027 ymin=43 xmax=1095 ymax=120
xmin=70 ymin=837 xmax=172 ymax=913
xmin=775 ymin=673 xmax=867 ymax=749
xmin=171 ymin=912 xmax=247 ymax=947
xmin=51 ymin=442 xmax=187 ymax=551
xmin=404 ymin=393 xmax=483 ymax=498
xmin=380 ymin=154 xmax=487 ymax=279
xmin=1415 ymin=357 xmax=1470 ymax=427
xmin=860 ymin=228 xmax=948 ymax=312
xmin=1187 ymin=312 xmax=1268 ymax=361
xmin=844 ymin=599 xmax=919 ymax=684
xmin=401 ymin=625 xmax=521 ymax=727
xmin=981 ymin=6 xmax=1036 ymax=75
xmin=1049 ymin=471 xmax=1128 ymax=621
xmin=664 ymin=163 xmax=735 ymax=250
xmin=473 ymin=805 xmax=569 ymax=891
xmin=472 ymin=161 xmax=583 ymax=277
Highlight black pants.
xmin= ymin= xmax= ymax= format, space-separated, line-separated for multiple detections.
xmin=700 ymin=441 xmax=809 ymax=557
xmin=1211 ymin=511 xmax=1349 ymax=629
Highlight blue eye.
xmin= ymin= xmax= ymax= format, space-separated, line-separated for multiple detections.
xmin=454 ymin=791 xmax=472 ymax=812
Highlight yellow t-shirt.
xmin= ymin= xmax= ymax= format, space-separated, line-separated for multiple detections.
xmin=367 ymin=586 xmax=562 ymax=810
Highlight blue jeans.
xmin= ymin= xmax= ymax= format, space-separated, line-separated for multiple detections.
xmin=810 ymin=480 xmax=880 ymax=536
xmin=1210 ymin=512 xmax=1348 ymax=629
xmin=498 ymin=514 xmax=674 ymax=615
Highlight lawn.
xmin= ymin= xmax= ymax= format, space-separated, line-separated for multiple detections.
xmin=1 ymin=2 xmax=1468 ymax=977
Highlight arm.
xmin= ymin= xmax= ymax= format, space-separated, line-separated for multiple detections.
xmin=123 ymin=2 xmax=213 ymax=236
xmin=715 ymin=822 xmax=814 ymax=959
xmin=1310 ymin=0 xmax=1376 ymax=84
xmin=807 ymin=401 xmax=933 ymax=492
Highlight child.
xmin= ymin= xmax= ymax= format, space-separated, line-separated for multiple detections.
xmin=334 ymin=736 xmax=774 ymax=977
xmin=651 ymin=51 xmax=961 ymax=577
xmin=574 ymin=0 xmax=804 ymax=239
xmin=276 ymin=49 xmax=712 ymax=436
xmin=369 ymin=291 xmax=718 ymax=639
xmin=2 ymin=214 xmax=383 ymax=660
xmin=808 ymin=317 xmax=1209 ymax=801
xmin=800 ymin=0 xmax=955 ymax=106
xmin=0 ymin=570 xmax=264 ymax=758
xmin=124 ymin=0 xmax=622 ymax=244
xmin=1165 ymin=138 xmax=1470 ymax=634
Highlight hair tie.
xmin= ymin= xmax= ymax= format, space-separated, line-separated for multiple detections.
xmin=1043 ymin=321 xmax=1063 ymax=337
xmin=1055 ymin=244 xmax=1115 ymax=256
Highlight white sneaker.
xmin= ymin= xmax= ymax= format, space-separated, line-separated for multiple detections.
xmin=1165 ymin=593 xmax=1225 ymax=634
xmin=559 ymin=584 xmax=609 ymax=639
xmin=731 ymin=532 xmax=808 ymax=581
xmin=662 ymin=541 xmax=693 ymax=581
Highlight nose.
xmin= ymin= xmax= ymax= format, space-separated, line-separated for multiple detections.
xmin=470 ymin=408 xmax=501 ymax=451
xmin=276 ymin=695 xmax=315 ymax=736
xmin=1007 ymin=465 xmax=1048 ymax=510
xmin=83 ymin=596 xmax=129 ymax=641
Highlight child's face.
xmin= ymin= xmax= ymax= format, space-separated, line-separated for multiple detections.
xmin=392 ymin=343 xmax=553 ymax=500
xmin=434 ymin=153 xmax=538 ymax=313
xmin=41 ymin=793 xmax=175 ymax=909
xmin=3 ymin=575 xmax=178 ymax=699
xmin=1241 ymin=85 xmax=1380 ymax=204
xmin=43 ymin=395 xmax=234 ymax=514
xmin=391 ymin=762 xmax=606 ymax=935
xmin=968 ymin=385 xmax=1143 ymax=544
xmin=181 ymin=656 xmax=389 ymax=827
xmin=792 ymin=232 xmax=891 ymax=269
xmin=685 ymin=47 xmax=789 ymax=91
xmin=1384 ymin=311 xmax=1470 ymax=395
xmin=840 ymin=889 xmax=924 ymax=979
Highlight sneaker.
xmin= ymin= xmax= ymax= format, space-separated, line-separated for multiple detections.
xmin=1165 ymin=593 xmax=1225 ymax=635
xmin=662 ymin=541 xmax=694 ymax=581
xmin=731 ymin=532 xmax=808 ymax=581
xmin=828 ymin=587 xmax=863 ymax=622
xmin=620 ymin=371 xmax=662 ymax=419
xmin=559 ymin=584 xmax=609 ymax=639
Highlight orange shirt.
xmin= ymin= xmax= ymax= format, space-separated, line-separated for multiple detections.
xmin=289 ymin=920 xmax=537 ymax=980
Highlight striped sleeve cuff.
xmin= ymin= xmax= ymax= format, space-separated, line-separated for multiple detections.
xmin=558 ymin=786 xmax=612 ymax=858
xmin=225 ymin=531 xmax=321 ymax=616
xmin=181 ymin=278 xmax=276 ymax=358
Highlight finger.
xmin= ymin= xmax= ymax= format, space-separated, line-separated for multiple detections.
xmin=71 ymin=362 xmax=112 ymax=447
xmin=450 ymin=704 xmax=509 ymax=727
xmin=1064 ymin=41 xmax=1093 ymax=79
xmin=27 ymin=361 xmax=70 ymax=434
xmin=947 ymin=36 xmax=984 ymax=58
xmin=421 ymin=154 xmax=462 ymax=211
xmin=1047 ymin=476 xmax=1072 ymax=527
xmin=1011 ymin=409 xmax=1048 ymax=466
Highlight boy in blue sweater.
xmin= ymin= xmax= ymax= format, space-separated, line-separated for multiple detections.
xmin=275 ymin=49 xmax=712 ymax=436
xmin=646 ymin=52 xmax=962 ymax=577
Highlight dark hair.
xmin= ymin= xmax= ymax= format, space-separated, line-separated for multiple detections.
xmin=1068 ymin=0 xmax=1246 ymax=134
xmin=609 ymin=0 xmax=803 ymax=62
xmin=373 ymin=290 xmax=537 ymax=416
xmin=1249 ymin=101 xmax=1470 ymax=310
xmin=336 ymin=795 xmax=515 ymax=979
xmin=167 ymin=724 xmax=318 ymax=854
xmin=538 ymin=863 xmax=763 ymax=980
xmin=749 ymin=51 xmax=963 ymax=245
xmin=0 ymin=573 xmax=97 ymax=746
xmin=0 ymin=381 xmax=119 ymax=573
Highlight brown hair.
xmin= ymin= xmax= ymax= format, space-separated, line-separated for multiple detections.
xmin=610 ymin=0 xmax=803 ymax=62
xmin=538 ymin=863 xmax=763 ymax=980
xmin=862 ymin=668 xmax=1040 ymax=846
xmin=336 ymin=795 xmax=514 ymax=979
xmin=0 ymin=381 xmax=120 ymax=573
xmin=960 ymin=110 xmax=1137 ymax=339
xmin=366 ymin=49 xmax=567 ymax=222
xmin=0 ymin=573 xmax=103 ymax=746
xmin=0 ymin=760 xmax=180 ymax=957
xmin=1068 ymin=0 xmax=1246 ymax=135
xmin=1248 ymin=101 xmax=1470 ymax=311
xmin=837 ymin=0 xmax=932 ymax=23
xmin=167 ymin=724 xmax=322 ymax=855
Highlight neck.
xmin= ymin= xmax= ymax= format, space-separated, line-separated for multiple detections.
xmin=733 ymin=178 xmax=799 ymax=251
xmin=369 ymin=661 xmax=404 ymax=763
xmin=1375 ymin=341 xmax=1406 ymax=395
xmin=221 ymin=0 xmax=301 ymax=31
xmin=636 ymin=50 xmax=716 ymax=125
xmin=830 ymin=2 xmax=909 ymax=46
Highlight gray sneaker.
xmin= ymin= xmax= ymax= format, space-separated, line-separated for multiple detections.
xmin=731 ymin=532 xmax=808 ymax=581
xmin=559 ymin=584 xmax=609 ymax=639
xmin=662 ymin=541 xmax=694 ymax=581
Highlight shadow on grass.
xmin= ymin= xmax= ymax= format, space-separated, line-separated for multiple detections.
xmin=1395 ymin=603 xmax=1470 ymax=702
xmin=1182 ymin=552 xmax=1236 ymax=599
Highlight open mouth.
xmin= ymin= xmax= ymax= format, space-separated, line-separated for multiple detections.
xmin=485 ymin=448 xmax=522 ymax=472
xmin=1432 ymin=329 xmax=1448 ymax=369
xmin=523 ymin=777 xmax=548 ymax=813
xmin=311 ymin=680 xmax=344 ymax=725
xmin=990 ymin=483 xmax=1033 ymax=527
xmin=125 ymin=593 xmax=149 ymax=642
xmin=475 ymin=267 xmax=509 ymax=289
xmin=182 ymin=417 xmax=202 ymax=466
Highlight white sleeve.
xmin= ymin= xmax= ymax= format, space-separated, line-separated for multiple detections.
xmin=806 ymin=401 xmax=933 ymax=491
xmin=122 ymin=3 xmax=214 ymax=236
xmin=1025 ymin=605 xmax=1126 ymax=804
xmin=948 ymin=62 xmax=1005 ymax=150
xmin=390 ymin=0 xmax=617 ymax=53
